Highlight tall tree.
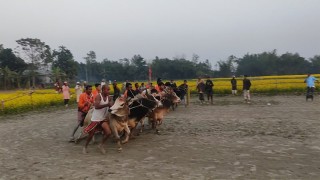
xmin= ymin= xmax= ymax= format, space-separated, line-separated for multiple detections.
xmin=192 ymin=53 xmax=200 ymax=64
xmin=278 ymin=53 xmax=310 ymax=75
xmin=131 ymin=54 xmax=147 ymax=80
xmin=0 ymin=66 xmax=17 ymax=90
xmin=52 ymin=46 xmax=77 ymax=80
xmin=83 ymin=51 xmax=97 ymax=83
xmin=50 ymin=67 xmax=66 ymax=82
xmin=0 ymin=48 xmax=27 ymax=72
xmin=310 ymin=55 xmax=320 ymax=73
xmin=15 ymin=38 xmax=52 ymax=87
xmin=216 ymin=56 xmax=236 ymax=77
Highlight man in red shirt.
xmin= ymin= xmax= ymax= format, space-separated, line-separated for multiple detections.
xmin=69 ymin=85 xmax=94 ymax=142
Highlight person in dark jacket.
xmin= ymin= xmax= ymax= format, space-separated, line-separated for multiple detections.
xmin=231 ymin=76 xmax=237 ymax=95
xmin=243 ymin=75 xmax=251 ymax=103
xmin=205 ymin=77 xmax=214 ymax=104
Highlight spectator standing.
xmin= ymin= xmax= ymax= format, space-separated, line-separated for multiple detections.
xmin=205 ymin=77 xmax=214 ymax=104
xmin=54 ymin=81 xmax=62 ymax=93
xmin=101 ymin=79 xmax=106 ymax=87
xmin=178 ymin=80 xmax=189 ymax=107
xmin=75 ymin=82 xmax=83 ymax=103
xmin=62 ymin=81 xmax=71 ymax=107
xmin=243 ymin=75 xmax=252 ymax=103
xmin=231 ymin=76 xmax=237 ymax=95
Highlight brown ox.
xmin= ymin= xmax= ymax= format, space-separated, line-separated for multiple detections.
xmin=148 ymin=88 xmax=181 ymax=133
xmin=107 ymin=97 xmax=130 ymax=152
xmin=127 ymin=93 xmax=161 ymax=136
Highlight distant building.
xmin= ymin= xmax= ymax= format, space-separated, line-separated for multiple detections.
xmin=22 ymin=63 xmax=52 ymax=84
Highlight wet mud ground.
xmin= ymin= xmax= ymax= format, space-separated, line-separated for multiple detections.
xmin=0 ymin=95 xmax=319 ymax=179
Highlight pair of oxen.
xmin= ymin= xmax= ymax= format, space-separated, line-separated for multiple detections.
xmin=75 ymin=88 xmax=181 ymax=152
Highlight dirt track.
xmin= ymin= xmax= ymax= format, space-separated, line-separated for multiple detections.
xmin=0 ymin=95 xmax=320 ymax=179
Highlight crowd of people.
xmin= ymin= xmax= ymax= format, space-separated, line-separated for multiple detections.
xmin=195 ymin=75 xmax=251 ymax=104
xmin=52 ymin=73 xmax=319 ymax=153
xmin=54 ymin=75 xmax=255 ymax=110
xmin=55 ymin=73 xmax=320 ymax=108
xmin=68 ymin=78 xmax=189 ymax=143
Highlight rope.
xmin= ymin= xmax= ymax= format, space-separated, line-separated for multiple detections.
xmin=0 ymin=90 xmax=69 ymax=111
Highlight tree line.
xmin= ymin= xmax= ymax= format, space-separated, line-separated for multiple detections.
xmin=1 ymin=38 xmax=320 ymax=89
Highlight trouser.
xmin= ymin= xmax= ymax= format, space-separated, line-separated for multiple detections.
xmin=307 ymin=87 xmax=314 ymax=96
xmin=243 ymin=90 xmax=250 ymax=101
xmin=71 ymin=111 xmax=87 ymax=138
xmin=64 ymin=99 xmax=69 ymax=105
xmin=199 ymin=93 xmax=204 ymax=101
xmin=232 ymin=90 xmax=237 ymax=95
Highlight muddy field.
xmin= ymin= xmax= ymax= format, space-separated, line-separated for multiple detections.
xmin=0 ymin=95 xmax=320 ymax=179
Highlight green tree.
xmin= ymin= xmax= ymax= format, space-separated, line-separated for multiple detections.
xmin=83 ymin=51 xmax=97 ymax=82
xmin=0 ymin=66 xmax=18 ymax=90
xmin=50 ymin=67 xmax=66 ymax=82
xmin=216 ymin=56 xmax=236 ymax=77
xmin=131 ymin=54 xmax=147 ymax=80
xmin=15 ymin=38 xmax=53 ymax=87
xmin=310 ymin=55 xmax=320 ymax=73
xmin=278 ymin=53 xmax=310 ymax=75
xmin=53 ymin=46 xmax=78 ymax=80
xmin=0 ymin=48 xmax=27 ymax=72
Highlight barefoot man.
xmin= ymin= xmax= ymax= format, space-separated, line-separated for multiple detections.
xmin=83 ymin=85 xmax=113 ymax=154
xmin=70 ymin=85 xmax=93 ymax=142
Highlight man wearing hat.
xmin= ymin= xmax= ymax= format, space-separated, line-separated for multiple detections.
xmin=101 ymin=79 xmax=106 ymax=86
xmin=75 ymin=82 xmax=83 ymax=103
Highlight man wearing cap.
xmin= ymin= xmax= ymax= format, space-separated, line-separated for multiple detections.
xmin=101 ymin=79 xmax=106 ymax=87
xmin=75 ymin=82 xmax=83 ymax=103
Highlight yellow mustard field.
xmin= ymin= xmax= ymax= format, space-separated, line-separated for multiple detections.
xmin=0 ymin=74 xmax=319 ymax=115
xmin=159 ymin=74 xmax=320 ymax=94
xmin=0 ymin=89 xmax=76 ymax=115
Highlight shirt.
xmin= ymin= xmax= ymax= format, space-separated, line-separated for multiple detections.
xmin=305 ymin=76 xmax=317 ymax=87
xmin=78 ymin=93 xmax=94 ymax=113
xmin=243 ymin=79 xmax=251 ymax=90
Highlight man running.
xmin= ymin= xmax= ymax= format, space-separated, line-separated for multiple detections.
xmin=304 ymin=73 xmax=319 ymax=101
xmin=69 ymin=85 xmax=93 ymax=142
xmin=83 ymin=85 xmax=113 ymax=154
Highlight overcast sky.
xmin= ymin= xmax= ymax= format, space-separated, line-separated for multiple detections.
xmin=1 ymin=0 xmax=320 ymax=66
